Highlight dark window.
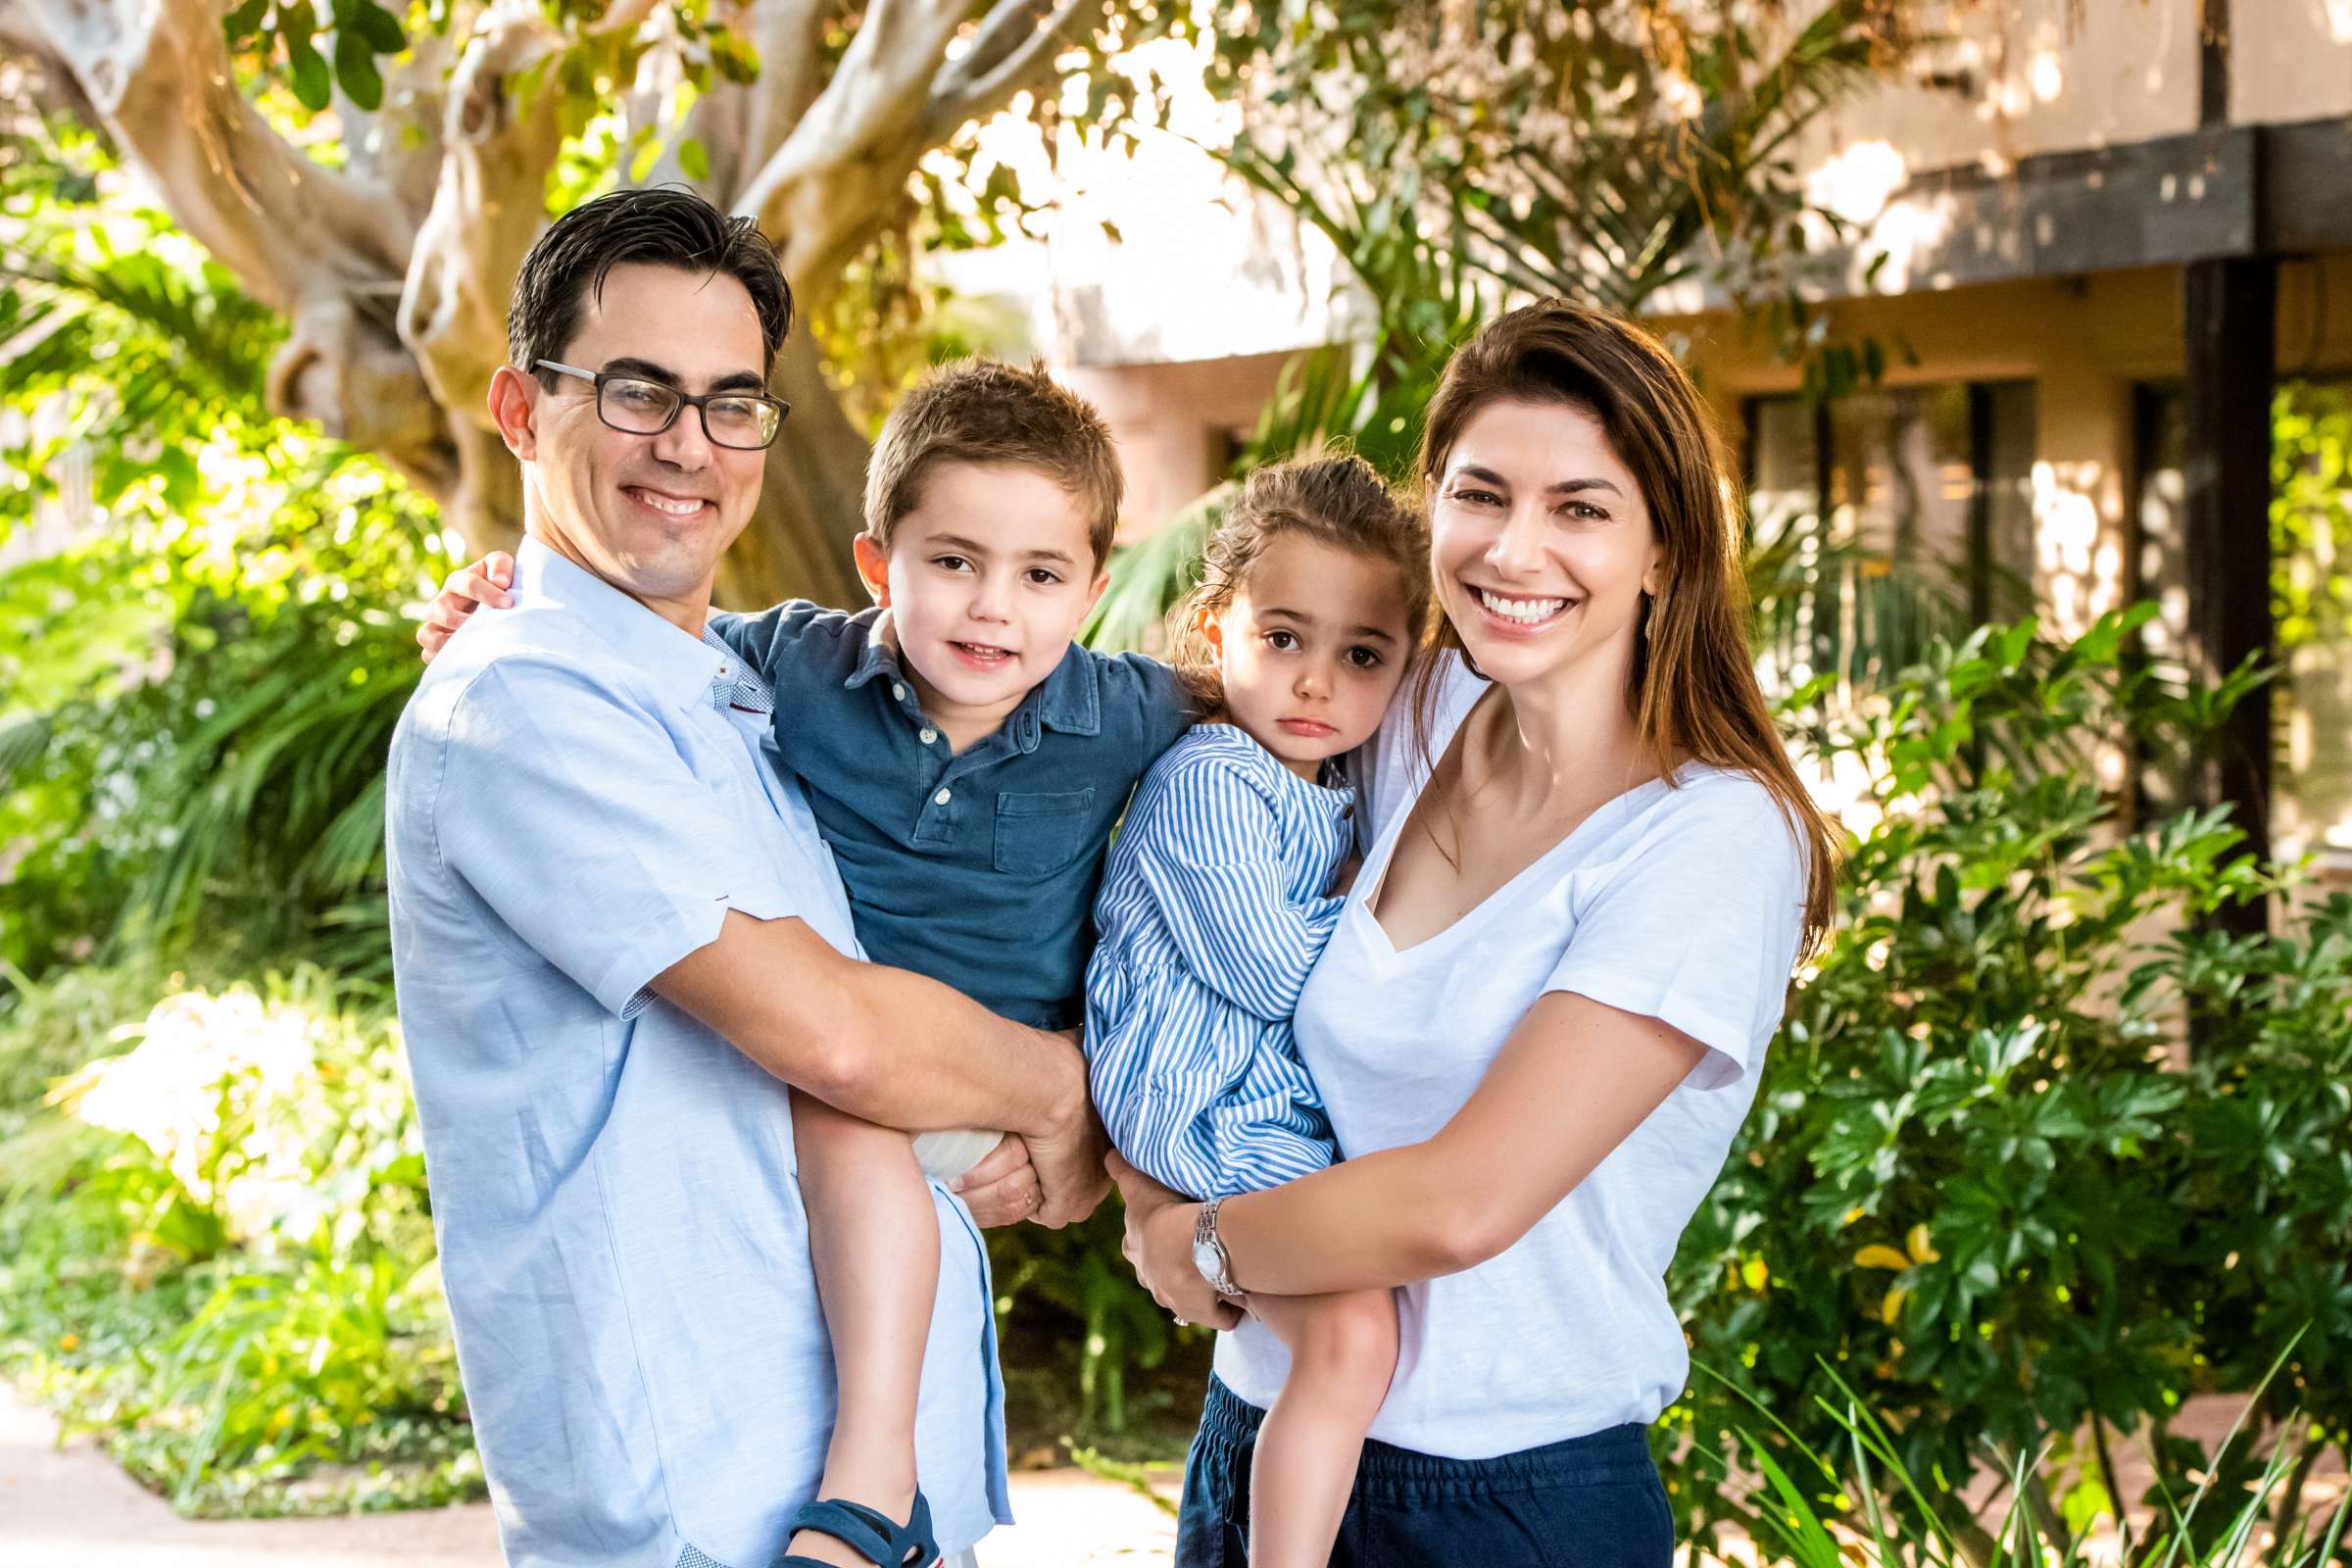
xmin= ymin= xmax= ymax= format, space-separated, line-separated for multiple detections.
xmin=2136 ymin=379 xmax=2352 ymax=868
xmin=1745 ymin=382 xmax=2037 ymax=695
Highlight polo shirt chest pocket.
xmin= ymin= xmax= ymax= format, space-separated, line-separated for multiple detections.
xmin=993 ymin=787 xmax=1096 ymax=875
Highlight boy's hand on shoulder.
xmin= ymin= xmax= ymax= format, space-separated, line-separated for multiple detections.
xmin=1026 ymin=1028 xmax=1110 ymax=1227
xmin=416 ymin=551 xmax=515 ymax=662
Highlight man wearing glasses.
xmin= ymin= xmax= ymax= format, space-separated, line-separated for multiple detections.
xmin=385 ymin=187 xmax=1102 ymax=1568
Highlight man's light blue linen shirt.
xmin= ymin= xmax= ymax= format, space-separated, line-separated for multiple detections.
xmin=386 ymin=538 xmax=1010 ymax=1568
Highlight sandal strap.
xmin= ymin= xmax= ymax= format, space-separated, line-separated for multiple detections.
xmin=777 ymin=1492 xmax=937 ymax=1568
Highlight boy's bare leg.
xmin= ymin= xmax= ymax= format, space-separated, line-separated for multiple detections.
xmin=1245 ymin=1287 xmax=1399 ymax=1568
xmin=789 ymin=1090 xmax=936 ymax=1567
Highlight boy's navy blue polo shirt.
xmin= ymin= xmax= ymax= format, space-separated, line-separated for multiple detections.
xmin=714 ymin=602 xmax=1194 ymax=1029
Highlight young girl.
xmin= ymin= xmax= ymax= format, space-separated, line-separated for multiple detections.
xmin=1085 ymin=455 xmax=1428 ymax=1568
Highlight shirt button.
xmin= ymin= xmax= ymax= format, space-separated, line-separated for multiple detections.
xmin=892 ymin=683 xmax=907 ymax=702
xmin=934 ymin=788 xmax=952 ymax=806
xmin=919 ymin=727 xmax=938 ymax=745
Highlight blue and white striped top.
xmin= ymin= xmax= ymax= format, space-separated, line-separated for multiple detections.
xmin=1084 ymin=723 xmax=1355 ymax=1200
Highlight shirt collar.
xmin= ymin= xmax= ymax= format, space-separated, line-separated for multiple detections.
xmin=513 ymin=536 xmax=736 ymax=713
xmin=840 ymin=612 xmax=1103 ymax=748
xmin=841 ymin=607 xmax=905 ymax=694
xmin=1032 ymin=642 xmax=1102 ymax=737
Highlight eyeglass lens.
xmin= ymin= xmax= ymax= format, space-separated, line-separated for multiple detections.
xmin=598 ymin=378 xmax=780 ymax=449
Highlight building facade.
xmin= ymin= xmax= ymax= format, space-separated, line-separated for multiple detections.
xmin=982 ymin=1 xmax=2352 ymax=881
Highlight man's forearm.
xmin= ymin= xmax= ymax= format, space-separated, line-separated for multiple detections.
xmin=652 ymin=909 xmax=1086 ymax=1141
xmin=817 ymin=958 xmax=1085 ymax=1139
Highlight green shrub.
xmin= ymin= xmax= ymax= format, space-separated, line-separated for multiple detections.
xmin=1664 ymin=608 xmax=2350 ymax=1553
xmin=1721 ymin=1356 xmax=2349 ymax=1568
xmin=0 ymin=968 xmax=470 ymax=1515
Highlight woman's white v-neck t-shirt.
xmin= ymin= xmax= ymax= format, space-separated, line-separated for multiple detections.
xmin=1211 ymin=653 xmax=1810 ymax=1458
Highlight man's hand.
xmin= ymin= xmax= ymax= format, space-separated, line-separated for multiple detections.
xmin=1024 ymin=1029 xmax=1110 ymax=1227
xmin=1108 ymin=1152 xmax=1243 ymax=1330
xmin=952 ymin=1134 xmax=1044 ymax=1228
xmin=417 ymin=551 xmax=516 ymax=661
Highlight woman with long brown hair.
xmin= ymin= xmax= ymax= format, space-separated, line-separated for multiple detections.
xmin=1112 ymin=298 xmax=1838 ymax=1565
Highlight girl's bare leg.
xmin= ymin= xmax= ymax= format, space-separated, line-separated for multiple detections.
xmin=1245 ymin=1287 xmax=1399 ymax=1568
xmin=787 ymin=1090 xmax=936 ymax=1567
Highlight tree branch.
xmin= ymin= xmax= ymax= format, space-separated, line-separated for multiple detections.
xmin=396 ymin=0 xmax=567 ymax=435
xmin=13 ymin=0 xmax=413 ymax=303
xmin=729 ymin=0 xmax=962 ymax=247
xmin=11 ymin=0 xmax=454 ymax=487
xmin=722 ymin=0 xmax=835 ymax=200
xmin=925 ymin=0 xmax=1099 ymax=139
xmin=337 ymin=33 xmax=455 ymax=232
xmin=732 ymin=0 xmax=1103 ymax=315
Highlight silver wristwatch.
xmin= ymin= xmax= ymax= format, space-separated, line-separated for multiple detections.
xmin=1191 ymin=1196 xmax=1239 ymax=1298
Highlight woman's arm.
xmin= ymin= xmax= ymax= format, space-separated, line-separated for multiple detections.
xmin=1114 ymin=990 xmax=1708 ymax=1323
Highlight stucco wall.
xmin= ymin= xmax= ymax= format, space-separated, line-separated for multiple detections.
xmin=1062 ymin=353 xmax=1292 ymax=543
xmin=1783 ymin=0 xmax=2200 ymax=189
xmin=2232 ymin=0 xmax=2352 ymax=124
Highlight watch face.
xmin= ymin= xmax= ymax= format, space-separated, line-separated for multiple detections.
xmin=1192 ymin=1239 xmax=1221 ymax=1281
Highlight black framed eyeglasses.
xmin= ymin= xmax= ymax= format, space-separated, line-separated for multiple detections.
xmin=535 ymin=361 xmax=789 ymax=451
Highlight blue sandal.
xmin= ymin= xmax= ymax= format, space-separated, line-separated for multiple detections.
xmin=770 ymin=1490 xmax=937 ymax=1568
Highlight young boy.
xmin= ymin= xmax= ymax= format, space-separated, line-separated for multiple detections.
xmin=422 ymin=360 xmax=1193 ymax=1566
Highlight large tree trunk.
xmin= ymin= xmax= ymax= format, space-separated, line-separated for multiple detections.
xmin=2 ymin=0 xmax=1105 ymax=608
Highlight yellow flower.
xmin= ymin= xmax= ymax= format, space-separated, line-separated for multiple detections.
xmin=1881 ymin=1287 xmax=1908 ymax=1326
xmin=1853 ymin=1244 xmax=1913 ymax=1271
xmin=1906 ymin=1224 xmax=1941 ymax=1263
xmin=58 ymin=1333 xmax=79 ymax=1352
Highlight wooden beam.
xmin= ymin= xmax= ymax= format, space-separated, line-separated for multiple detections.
xmin=2200 ymin=0 xmax=2230 ymax=127
xmin=2262 ymin=118 xmax=2352 ymax=253
xmin=2180 ymin=256 xmax=2278 ymax=926
xmin=1708 ymin=114 xmax=2352 ymax=310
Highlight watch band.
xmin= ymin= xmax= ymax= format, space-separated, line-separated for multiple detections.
xmin=1194 ymin=1195 xmax=1239 ymax=1297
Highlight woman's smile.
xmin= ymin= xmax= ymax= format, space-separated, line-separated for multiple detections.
xmin=1463 ymin=584 xmax=1579 ymax=630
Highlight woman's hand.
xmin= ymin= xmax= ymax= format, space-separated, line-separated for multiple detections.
xmin=1107 ymin=1152 xmax=1244 ymax=1331
xmin=416 ymin=551 xmax=516 ymax=661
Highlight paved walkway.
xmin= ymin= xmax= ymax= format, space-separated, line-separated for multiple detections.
xmin=0 ymin=1383 xmax=1178 ymax=1567
xmin=8 ymin=1378 xmax=2340 ymax=1568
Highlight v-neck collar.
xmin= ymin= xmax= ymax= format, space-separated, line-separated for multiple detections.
xmin=1355 ymin=690 xmax=1677 ymax=958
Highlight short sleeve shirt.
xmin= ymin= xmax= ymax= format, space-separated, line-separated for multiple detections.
xmin=1212 ymin=653 xmax=1809 ymax=1457
xmin=712 ymin=602 xmax=1195 ymax=1027
xmin=385 ymin=539 xmax=1010 ymax=1568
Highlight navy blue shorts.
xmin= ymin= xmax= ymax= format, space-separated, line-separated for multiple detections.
xmin=1174 ymin=1376 xmax=1674 ymax=1568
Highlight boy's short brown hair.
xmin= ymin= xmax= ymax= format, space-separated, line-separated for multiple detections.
xmin=862 ymin=360 xmax=1124 ymax=567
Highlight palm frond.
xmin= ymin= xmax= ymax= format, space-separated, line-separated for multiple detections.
xmin=1081 ymin=485 xmax=1227 ymax=657
xmin=119 ymin=618 xmax=418 ymax=962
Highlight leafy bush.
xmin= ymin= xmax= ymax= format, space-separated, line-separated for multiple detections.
xmin=0 ymin=499 xmax=442 ymax=982
xmin=1 ymin=122 xmax=448 ymax=984
xmin=0 ymin=968 xmax=471 ymax=1516
xmin=1664 ymin=609 xmax=2350 ymax=1553
xmin=1720 ymin=1356 xmax=2349 ymax=1568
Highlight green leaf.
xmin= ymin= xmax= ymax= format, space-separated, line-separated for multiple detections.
xmin=708 ymin=29 xmax=760 ymax=85
xmin=628 ymin=134 xmax=662 ymax=184
xmin=332 ymin=29 xmax=384 ymax=111
xmin=350 ymin=0 xmax=405 ymax=53
xmin=283 ymin=24 xmax=333 ymax=112
xmin=222 ymin=0 xmax=271 ymax=46
xmin=677 ymin=137 xmax=710 ymax=183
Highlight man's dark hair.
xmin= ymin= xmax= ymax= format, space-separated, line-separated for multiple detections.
xmin=507 ymin=186 xmax=794 ymax=385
